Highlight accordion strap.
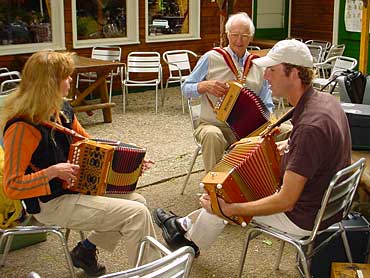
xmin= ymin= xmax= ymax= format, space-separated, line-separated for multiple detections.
xmin=42 ymin=121 xmax=87 ymax=140
xmin=205 ymin=49 xmax=258 ymax=111
xmin=260 ymin=108 xmax=295 ymax=137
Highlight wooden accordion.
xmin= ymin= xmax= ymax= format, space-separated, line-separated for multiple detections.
xmin=200 ymin=135 xmax=281 ymax=226
xmin=215 ymin=81 xmax=271 ymax=140
xmin=63 ymin=139 xmax=146 ymax=195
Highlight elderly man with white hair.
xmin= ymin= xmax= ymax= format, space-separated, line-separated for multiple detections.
xmin=180 ymin=12 xmax=274 ymax=174
xmin=153 ymin=39 xmax=351 ymax=258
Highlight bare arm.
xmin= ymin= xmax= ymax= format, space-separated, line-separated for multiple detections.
xmin=200 ymin=170 xmax=307 ymax=217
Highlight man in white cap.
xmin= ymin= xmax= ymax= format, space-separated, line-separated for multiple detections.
xmin=153 ymin=39 xmax=351 ymax=257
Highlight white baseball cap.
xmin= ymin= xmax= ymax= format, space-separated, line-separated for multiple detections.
xmin=253 ymin=39 xmax=314 ymax=68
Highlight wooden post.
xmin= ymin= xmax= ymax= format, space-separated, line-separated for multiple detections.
xmin=359 ymin=0 xmax=370 ymax=73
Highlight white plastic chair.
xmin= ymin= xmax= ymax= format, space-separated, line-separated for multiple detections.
xmin=123 ymin=52 xmax=163 ymax=113
xmin=99 ymin=236 xmax=195 ymax=278
xmin=238 ymin=158 xmax=366 ymax=278
xmin=313 ymin=56 xmax=358 ymax=92
xmin=162 ymin=50 xmax=198 ymax=113
xmin=76 ymin=46 xmax=124 ymax=103
xmin=181 ymin=97 xmax=202 ymax=195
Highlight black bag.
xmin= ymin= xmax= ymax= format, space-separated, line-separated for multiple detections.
xmin=321 ymin=70 xmax=367 ymax=104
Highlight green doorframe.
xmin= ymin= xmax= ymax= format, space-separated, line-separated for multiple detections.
xmin=252 ymin=0 xmax=290 ymax=40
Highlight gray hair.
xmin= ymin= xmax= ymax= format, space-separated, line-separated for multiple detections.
xmin=225 ymin=12 xmax=255 ymax=36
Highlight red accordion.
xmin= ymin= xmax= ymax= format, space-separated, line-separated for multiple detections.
xmin=201 ymin=135 xmax=281 ymax=226
xmin=215 ymin=81 xmax=270 ymax=139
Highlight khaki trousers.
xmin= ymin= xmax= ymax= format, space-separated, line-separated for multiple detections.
xmin=194 ymin=121 xmax=237 ymax=173
xmin=34 ymin=193 xmax=160 ymax=266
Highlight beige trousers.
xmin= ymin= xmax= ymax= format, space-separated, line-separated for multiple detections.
xmin=194 ymin=121 xmax=237 ymax=173
xmin=185 ymin=208 xmax=311 ymax=250
xmin=34 ymin=192 xmax=160 ymax=266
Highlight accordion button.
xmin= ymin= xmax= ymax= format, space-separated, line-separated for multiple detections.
xmin=199 ymin=183 xmax=204 ymax=189
xmin=223 ymin=220 xmax=228 ymax=225
xmin=216 ymin=183 xmax=223 ymax=189
xmin=241 ymin=222 xmax=247 ymax=228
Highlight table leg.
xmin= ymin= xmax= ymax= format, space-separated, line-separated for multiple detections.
xmin=98 ymin=77 xmax=112 ymax=123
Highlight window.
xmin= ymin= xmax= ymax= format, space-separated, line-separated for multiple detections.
xmin=146 ymin=0 xmax=200 ymax=43
xmin=0 ymin=0 xmax=65 ymax=56
xmin=72 ymin=0 xmax=139 ymax=48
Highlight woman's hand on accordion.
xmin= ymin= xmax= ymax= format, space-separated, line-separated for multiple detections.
xmin=141 ymin=159 xmax=155 ymax=175
xmin=44 ymin=162 xmax=80 ymax=188
xmin=198 ymin=80 xmax=229 ymax=98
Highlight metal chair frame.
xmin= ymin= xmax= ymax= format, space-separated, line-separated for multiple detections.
xmin=238 ymin=158 xmax=366 ymax=278
xmin=162 ymin=50 xmax=198 ymax=114
xmin=313 ymin=56 xmax=357 ymax=93
xmin=317 ymin=44 xmax=346 ymax=78
xmin=99 ymin=236 xmax=195 ymax=278
xmin=306 ymin=44 xmax=323 ymax=64
xmin=305 ymin=40 xmax=332 ymax=61
xmin=0 ymin=222 xmax=76 ymax=277
xmin=0 ymin=70 xmax=21 ymax=95
xmin=76 ymin=46 xmax=124 ymax=103
xmin=123 ymin=52 xmax=163 ymax=113
xmin=181 ymin=97 xmax=202 ymax=195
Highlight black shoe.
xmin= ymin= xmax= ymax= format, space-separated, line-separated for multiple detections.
xmin=70 ymin=242 xmax=106 ymax=276
xmin=152 ymin=208 xmax=200 ymax=257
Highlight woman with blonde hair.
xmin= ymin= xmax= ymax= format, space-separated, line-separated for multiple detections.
xmin=1 ymin=51 xmax=160 ymax=277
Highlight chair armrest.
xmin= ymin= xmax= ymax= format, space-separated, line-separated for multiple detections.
xmin=135 ymin=236 xmax=172 ymax=267
xmin=166 ymin=61 xmax=183 ymax=79
xmin=0 ymin=71 xmax=21 ymax=79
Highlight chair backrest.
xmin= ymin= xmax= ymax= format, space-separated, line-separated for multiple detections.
xmin=325 ymin=44 xmax=346 ymax=60
xmin=91 ymin=46 xmax=122 ymax=75
xmin=305 ymin=40 xmax=332 ymax=60
xmin=306 ymin=45 xmax=323 ymax=63
xmin=331 ymin=56 xmax=358 ymax=77
xmin=302 ymin=158 xmax=366 ymax=244
xmin=162 ymin=50 xmax=198 ymax=79
xmin=99 ymin=237 xmax=194 ymax=278
xmin=0 ymin=71 xmax=21 ymax=96
xmin=126 ymin=52 xmax=161 ymax=80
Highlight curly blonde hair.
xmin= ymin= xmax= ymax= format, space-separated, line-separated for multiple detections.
xmin=0 ymin=51 xmax=75 ymax=133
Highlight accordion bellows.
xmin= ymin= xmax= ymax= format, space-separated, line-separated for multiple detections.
xmin=106 ymin=143 xmax=146 ymax=194
xmin=201 ymin=135 xmax=281 ymax=226
xmin=64 ymin=139 xmax=146 ymax=195
xmin=215 ymin=81 xmax=270 ymax=139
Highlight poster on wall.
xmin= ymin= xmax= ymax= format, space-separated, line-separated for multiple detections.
xmin=345 ymin=0 xmax=364 ymax=32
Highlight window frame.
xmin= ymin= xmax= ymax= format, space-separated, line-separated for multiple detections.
xmin=145 ymin=0 xmax=201 ymax=43
xmin=0 ymin=1 xmax=65 ymax=56
xmin=72 ymin=0 xmax=139 ymax=49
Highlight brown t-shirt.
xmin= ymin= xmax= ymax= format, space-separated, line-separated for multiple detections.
xmin=282 ymin=87 xmax=351 ymax=230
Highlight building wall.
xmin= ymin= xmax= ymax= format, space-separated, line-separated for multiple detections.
xmin=290 ymin=0 xmax=334 ymax=42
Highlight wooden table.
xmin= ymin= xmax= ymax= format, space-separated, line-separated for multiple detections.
xmin=69 ymin=56 xmax=125 ymax=123
xmin=352 ymin=150 xmax=370 ymax=202
xmin=249 ymin=48 xmax=270 ymax=57
xmin=251 ymin=39 xmax=278 ymax=49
